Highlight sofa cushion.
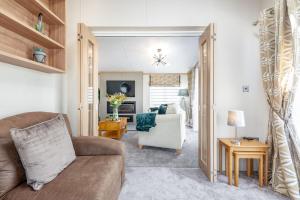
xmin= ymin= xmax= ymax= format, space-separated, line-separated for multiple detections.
xmin=166 ymin=103 xmax=179 ymax=114
xmin=10 ymin=114 xmax=76 ymax=191
xmin=0 ymin=139 xmax=25 ymax=198
xmin=149 ymin=107 xmax=159 ymax=113
xmin=3 ymin=156 xmax=123 ymax=200
xmin=158 ymin=104 xmax=168 ymax=114
xmin=0 ymin=112 xmax=72 ymax=138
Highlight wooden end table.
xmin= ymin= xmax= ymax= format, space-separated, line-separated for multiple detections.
xmin=218 ymin=138 xmax=269 ymax=186
xmin=99 ymin=117 xmax=127 ymax=140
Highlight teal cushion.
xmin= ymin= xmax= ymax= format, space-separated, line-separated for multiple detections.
xmin=158 ymin=104 xmax=168 ymax=114
xmin=149 ymin=107 xmax=159 ymax=113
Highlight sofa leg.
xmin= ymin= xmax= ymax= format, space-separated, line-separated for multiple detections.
xmin=176 ymin=149 xmax=182 ymax=155
xmin=138 ymin=144 xmax=143 ymax=149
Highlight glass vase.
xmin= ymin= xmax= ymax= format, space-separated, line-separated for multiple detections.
xmin=112 ymin=106 xmax=119 ymax=121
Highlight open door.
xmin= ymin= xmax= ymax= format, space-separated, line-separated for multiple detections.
xmin=78 ymin=23 xmax=99 ymax=136
xmin=199 ymin=24 xmax=215 ymax=182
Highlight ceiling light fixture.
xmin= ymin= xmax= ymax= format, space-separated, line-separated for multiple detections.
xmin=152 ymin=48 xmax=167 ymax=67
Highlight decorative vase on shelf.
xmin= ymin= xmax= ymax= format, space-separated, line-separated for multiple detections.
xmin=112 ymin=106 xmax=119 ymax=121
xmin=35 ymin=13 xmax=44 ymax=33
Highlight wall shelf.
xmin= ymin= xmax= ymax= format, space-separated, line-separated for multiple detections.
xmin=0 ymin=0 xmax=66 ymax=73
xmin=0 ymin=9 xmax=64 ymax=49
xmin=0 ymin=50 xmax=64 ymax=73
xmin=14 ymin=0 xmax=65 ymax=25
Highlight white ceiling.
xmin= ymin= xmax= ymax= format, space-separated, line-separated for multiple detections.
xmin=97 ymin=36 xmax=199 ymax=73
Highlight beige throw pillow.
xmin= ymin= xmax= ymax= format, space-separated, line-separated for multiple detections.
xmin=10 ymin=114 xmax=76 ymax=191
xmin=166 ymin=103 xmax=179 ymax=114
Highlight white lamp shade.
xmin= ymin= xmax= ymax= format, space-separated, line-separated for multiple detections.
xmin=227 ymin=110 xmax=245 ymax=127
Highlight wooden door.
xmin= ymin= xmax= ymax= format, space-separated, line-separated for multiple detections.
xmin=199 ymin=24 xmax=215 ymax=182
xmin=78 ymin=23 xmax=99 ymax=136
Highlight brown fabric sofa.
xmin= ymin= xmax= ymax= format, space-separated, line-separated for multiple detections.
xmin=0 ymin=112 xmax=125 ymax=200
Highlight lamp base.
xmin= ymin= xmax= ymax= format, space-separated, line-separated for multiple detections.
xmin=231 ymin=138 xmax=240 ymax=146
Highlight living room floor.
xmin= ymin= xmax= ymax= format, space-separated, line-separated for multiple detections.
xmin=119 ymin=128 xmax=288 ymax=200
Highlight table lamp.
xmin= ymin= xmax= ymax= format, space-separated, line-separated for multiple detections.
xmin=227 ymin=110 xmax=245 ymax=145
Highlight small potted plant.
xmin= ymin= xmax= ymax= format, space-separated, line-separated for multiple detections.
xmin=107 ymin=93 xmax=126 ymax=121
xmin=33 ymin=47 xmax=47 ymax=63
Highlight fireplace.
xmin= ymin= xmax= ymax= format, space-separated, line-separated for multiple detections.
xmin=119 ymin=115 xmax=134 ymax=123
xmin=107 ymin=101 xmax=136 ymax=114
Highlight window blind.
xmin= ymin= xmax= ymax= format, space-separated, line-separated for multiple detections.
xmin=149 ymin=86 xmax=181 ymax=107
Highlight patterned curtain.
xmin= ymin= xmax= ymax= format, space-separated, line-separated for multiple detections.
xmin=259 ymin=0 xmax=300 ymax=199
xmin=187 ymin=70 xmax=193 ymax=126
xmin=149 ymin=74 xmax=180 ymax=87
xmin=191 ymin=66 xmax=199 ymax=131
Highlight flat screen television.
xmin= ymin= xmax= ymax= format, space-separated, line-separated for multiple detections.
xmin=106 ymin=80 xmax=135 ymax=97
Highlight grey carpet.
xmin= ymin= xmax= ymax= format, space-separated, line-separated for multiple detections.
xmin=119 ymin=168 xmax=288 ymax=200
xmin=119 ymin=128 xmax=288 ymax=200
xmin=122 ymin=128 xmax=198 ymax=167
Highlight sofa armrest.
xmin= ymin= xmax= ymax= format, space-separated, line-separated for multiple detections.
xmin=72 ymin=136 xmax=126 ymax=184
xmin=72 ymin=136 xmax=125 ymax=156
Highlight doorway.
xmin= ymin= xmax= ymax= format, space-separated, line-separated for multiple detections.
xmin=199 ymin=24 xmax=216 ymax=182
xmin=77 ymin=23 xmax=99 ymax=136
xmin=77 ymin=24 xmax=216 ymax=181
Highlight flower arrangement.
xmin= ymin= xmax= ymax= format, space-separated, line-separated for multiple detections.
xmin=107 ymin=93 xmax=126 ymax=121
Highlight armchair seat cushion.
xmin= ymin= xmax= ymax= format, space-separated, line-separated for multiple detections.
xmin=3 ymin=156 xmax=123 ymax=200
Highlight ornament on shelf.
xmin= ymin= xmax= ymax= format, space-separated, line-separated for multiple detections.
xmin=33 ymin=47 xmax=47 ymax=63
xmin=35 ymin=13 xmax=44 ymax=33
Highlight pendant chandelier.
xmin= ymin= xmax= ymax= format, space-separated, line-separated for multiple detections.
xmin=152 ymin=48 xmax=167 ymax=67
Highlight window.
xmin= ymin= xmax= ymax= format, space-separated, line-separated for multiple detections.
xmin=149 ymin=86 xmax=181 ymax=107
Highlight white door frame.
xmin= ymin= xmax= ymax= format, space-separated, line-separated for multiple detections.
xmin=91 ymin=26 xmax=205 ymax=37
xmin=91 ymin=26 xmax=217 ymax=182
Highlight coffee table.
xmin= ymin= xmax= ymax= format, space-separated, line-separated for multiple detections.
xmin=99 ymin=117 xmax=127 ymax=140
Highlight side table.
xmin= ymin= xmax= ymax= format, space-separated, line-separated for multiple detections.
xmin=218 ymin=138 xmax=269 ymax=186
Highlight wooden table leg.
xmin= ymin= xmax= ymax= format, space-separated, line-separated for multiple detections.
xmin=219 ymin=141 xmax=222 ymax=174
xmin=259 ymin=156 xmax=263 ymax=187
xmin=247 ymin=159 xmax=250 ymax=176
xmin=247 ymin=159 xmax=253 ymax=177
xmin=264 ymin=151 xmax=268 ymax=186
xmin=250 ymin=159 xmax=253 ymax=176
xmin=225 ymin=148 xmax=229 ymax=176
xmin=234 ymin=154 xmax=239 ymax=187
xmin=228 ymin=148 xmax=233 ymax=185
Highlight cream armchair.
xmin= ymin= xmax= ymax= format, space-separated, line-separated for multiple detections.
xmin=137 ymin=111 xmax=186 ymax=154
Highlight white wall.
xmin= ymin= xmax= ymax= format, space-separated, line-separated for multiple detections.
xmin=64 ymin=0 xmax=272 ymax=174
xmin=66 ymin=0 xmax=273 ymax=143
xmin=143 ymin=75 xmax=150 ymax=112
xmin=0 ymin=62 xmax=63 ymax=118
xmin=65 ymin=0 xmax=82 ymax=135
xmin=98 ymin=72 xmax=143 ymax=123
xmin=79 ymin=0 xmax=268 ymax=141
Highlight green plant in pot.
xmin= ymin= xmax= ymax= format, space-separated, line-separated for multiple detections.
xmin=33 ymin=47 xmax=46 ymax=63
xmin=107 ymin=93 xmax=126 ymax=121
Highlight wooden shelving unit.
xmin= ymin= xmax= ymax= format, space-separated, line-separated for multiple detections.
xmin=0 ymin=10 xmax=64 ymax=49
xmin=14 ymin=0 xmax=65 ymax=25
xmin=0 ymin=0 xmax=66 ymax=73
xmin=0 ymin=50 xmax=64 ymax=73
